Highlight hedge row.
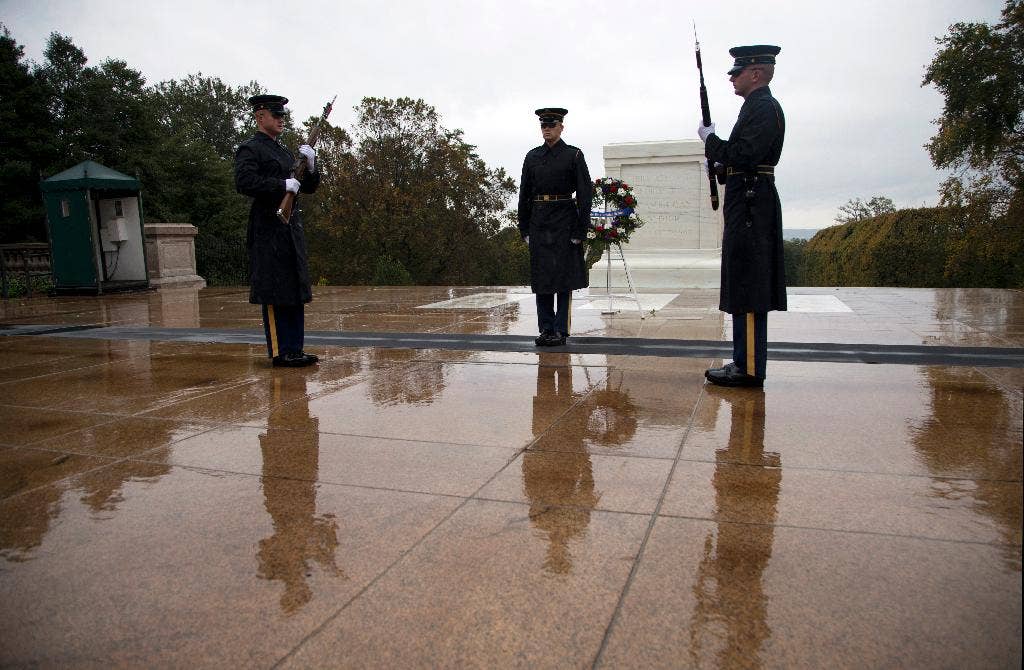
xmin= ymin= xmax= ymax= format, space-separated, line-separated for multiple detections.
xmin=791 ymin=206 xmax=1023 ymax=288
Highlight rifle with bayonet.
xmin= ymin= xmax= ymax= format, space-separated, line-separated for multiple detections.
xmin=694 ymin=27 xmax=720 ymax=211
xmin=277 ymin=95 xmax=336 ymax=224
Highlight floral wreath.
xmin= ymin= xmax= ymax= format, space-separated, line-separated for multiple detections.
xmin=588 ymin=178 xmax=644 ymax=257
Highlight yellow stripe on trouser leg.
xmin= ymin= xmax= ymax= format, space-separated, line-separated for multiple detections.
xmin=268 ymin=305 xmax=279 ymax=357
xmin=746 ymin=313 xmax=755 ymax=375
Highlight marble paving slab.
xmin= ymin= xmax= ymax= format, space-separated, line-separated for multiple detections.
xmin=786 ymin=294 xmax=854 ymax=313
xmin=416 ymin=292 xmax=534 ymax=309
xmin=576 ymin=293 xmax=679 ymax=312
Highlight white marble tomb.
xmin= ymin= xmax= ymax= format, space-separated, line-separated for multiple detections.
xmin=589 ymin=140 xmax=723 ymax=289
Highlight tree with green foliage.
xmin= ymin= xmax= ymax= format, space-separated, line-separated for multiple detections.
xmin=35 ymin=33 xmax=162 ymax=177
xmin=782 ymin=238 xmax=808 ymax=286
xmin=1 ymin=25 xmax=526 ymax=288
xmin=148 ymin=74 xmax=268 ymax=284
xmin=0 ymin=26 xmax=55 ymax=243
xmin=923 ymin=0 xmax=1023 ymax=287
xmin=835 ymin=195 xmax=896 ymax=224
xmin=305 ymin=97 xmax=518 ymax=285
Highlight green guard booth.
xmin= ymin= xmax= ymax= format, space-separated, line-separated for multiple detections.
xmin=40 ymin=160 xmax=150 ymax=293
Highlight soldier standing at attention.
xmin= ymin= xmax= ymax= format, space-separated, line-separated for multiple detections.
xmin=518 ymin=107 xmax=593 ymax=347
xmin=698 ymin=46 xmax=786 ymax=387
xmin=235 ymin=94 xmax=321 ymax=367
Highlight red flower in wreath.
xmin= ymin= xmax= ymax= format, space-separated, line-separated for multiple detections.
xmin=623 ymin=195 xmax=635 ymax=206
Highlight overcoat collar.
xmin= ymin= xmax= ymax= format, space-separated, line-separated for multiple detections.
xmin=745 ymin=86 xmax=772 ymax=102
xmin=541 ymin=138 xmax=567 ymax=156
xmin=254 ymin=130 xmax=284 ymax=145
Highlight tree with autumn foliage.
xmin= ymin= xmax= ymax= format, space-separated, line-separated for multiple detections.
xmin=923 ymin=0 xmax=1023 ymax=286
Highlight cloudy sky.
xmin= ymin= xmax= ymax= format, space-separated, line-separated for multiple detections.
xmin=2 ymin=0 xmax=1005 ymax=229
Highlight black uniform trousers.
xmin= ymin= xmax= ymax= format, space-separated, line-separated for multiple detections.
xmin=261 ymin=304 xmax=304 ymax=359
xmin=732 ymin=312 xmax=768 ymax=379
xmin=536 ymin=292 xmax=572 ymax=336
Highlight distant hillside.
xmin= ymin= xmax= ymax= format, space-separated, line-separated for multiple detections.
xmin=783 ymin=228 xmax=822 ymax=241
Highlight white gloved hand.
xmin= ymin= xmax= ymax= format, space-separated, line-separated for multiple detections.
xmin=525 ymin=235 xmax=529 ymax=245
xmin=284 ymin=178 xmax=301 ymax=193
xmin=697 ymin=122 xmax=715 ymax=142
xmin=571 ymin=239 xmax=581 ymax=245
xmin=299 ymin=144 xmax=315 ymax=172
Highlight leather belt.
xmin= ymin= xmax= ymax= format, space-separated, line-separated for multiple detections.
xmin=534 ymin=194 xmax=573 ymax=201
xmin=726 ymin=165 xmax=775 ymax=176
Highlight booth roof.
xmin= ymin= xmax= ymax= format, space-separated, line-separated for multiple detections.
xmin=40 ymin=160 xmax=141 ymax=192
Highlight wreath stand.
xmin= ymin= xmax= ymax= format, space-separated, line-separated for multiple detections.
xmin=593 ymin=202 xmax=644 ymax=318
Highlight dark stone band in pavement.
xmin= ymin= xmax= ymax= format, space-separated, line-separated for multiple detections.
xmin=5 ymin=323 xmax=1023 ymax=368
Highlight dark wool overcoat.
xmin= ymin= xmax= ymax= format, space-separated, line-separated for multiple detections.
xmin=235 ymin=132 xmax=321 ymax=306
xmin=704 ymin=86 xmax=787 ymax=314
xmin=517 ymin=139 xmax=592 ymax=294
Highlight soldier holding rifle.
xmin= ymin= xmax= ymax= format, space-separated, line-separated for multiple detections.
xmin=235 ymin=94 xmax=321 ymax=368
xmin=697 ymin=46 xmax=786 ymax=387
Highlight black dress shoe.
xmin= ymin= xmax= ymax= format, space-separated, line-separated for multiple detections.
xmin=539 ymin=331 xmax=566 ymax=347
xmin=705 ymin=365 xmax=763 ymax=387
xmin=272 ymin=352 xmax=318 ymax=368
xmin=705 ymin=361 xmax=739 ymax=378
xmin=535 ymin=330 xmax=555 ymax=346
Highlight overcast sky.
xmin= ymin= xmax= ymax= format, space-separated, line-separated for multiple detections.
xmin=1 ymin=0 xmax=1006 ymax=229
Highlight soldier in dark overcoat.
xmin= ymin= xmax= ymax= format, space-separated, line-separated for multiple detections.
xmin=517 ymin=107 xmax=592 ymax=347
xmin=235 ymin=94 xmax=321 ymax=367
xmin=697 ymin=46 xmax=786 ymax=387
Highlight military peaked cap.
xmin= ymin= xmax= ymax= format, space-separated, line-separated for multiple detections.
xmin=727 ymin=45 xmax=781 ymax=75
xmin=249 ymin=94 xmax=289 ymax=113
xmin=535 ymin=107 xmax=568 ymax=121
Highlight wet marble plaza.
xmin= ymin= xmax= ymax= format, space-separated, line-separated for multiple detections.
xmin=1 ymin=286 xmax=1021 ymax=667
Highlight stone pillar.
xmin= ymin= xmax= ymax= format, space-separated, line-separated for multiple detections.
xmin=590 ymin=140 xmax=723 ymax=289
xmin=144 ymin=223 xmax=206 ymax=289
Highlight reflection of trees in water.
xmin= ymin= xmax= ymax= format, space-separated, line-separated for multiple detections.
xmin=0 ymin=485 xmax=62 ymax=563
xmin=369 ymin=361 xmax=447 ymax=407
xmin=524 ymin=356 xmax=638 ymax=574
xmin=931 ymin=289 xmax=1024 ymax=344
xmin=364 ymin=297 xmax=520 ymax=407
xmin=690 ymin=389 xmax=779 ymax=670
xmin=0 ymin=436 xmax=174 ymax=564
xmin=910 ymin=366 xmax=1022 ymax=568
xmin=256 ymin=374 xmax=345 ymax=615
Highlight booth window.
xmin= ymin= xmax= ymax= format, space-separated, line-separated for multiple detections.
xmin=114 ymin=200 xmax=123 ymax=217
xmin=61 ymin=199 xmax=70 ymax=217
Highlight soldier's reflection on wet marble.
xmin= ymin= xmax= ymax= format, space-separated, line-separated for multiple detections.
xmin=524 ymin=355 xmax=641 ymax=574
xmin=525 ymin=354 xmax=595 ymax=574
xmin=692 ymin=387 xmax=779 ymax=669
xmin=256 ymin=372 xmax=345 ymax=613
